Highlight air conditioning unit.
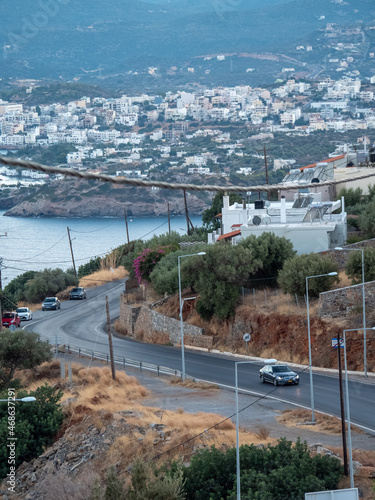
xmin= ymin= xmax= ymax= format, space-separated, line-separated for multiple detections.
xmin=249 ymin=215 xmax=271 ymax=226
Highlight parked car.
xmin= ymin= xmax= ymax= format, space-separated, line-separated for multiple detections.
xmin=16 ymin=307 xmax=33 ymax=321
xmin=2 ymin=311 xmax=21 ymax=328
xmin=259 ymin=364 xmax=299 ymax=386
xmin=42 ymin=297 xmax=61 ymax=311
xmin=69 ymin=287 xmax=86 ymax=300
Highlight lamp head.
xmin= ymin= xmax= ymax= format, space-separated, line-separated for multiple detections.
xmin=264 ymin=358 xmax=277 ymax=364
xmin=20 ymin=397 xmax=36 ymax=402
xmin=327 ymin=272 xmax=338 ymax=276
xmin=197 ymin=252 xmax=206 ymax=256
xmin=335 ymin=247 xmax=344 ymax=251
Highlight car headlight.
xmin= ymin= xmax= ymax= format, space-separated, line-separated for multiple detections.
xmin=277 ymin=376 xmax=283 ymax=380
xmin=294 ymin=375 xmax=299 ymax=379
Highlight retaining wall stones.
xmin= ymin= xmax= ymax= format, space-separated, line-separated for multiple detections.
xmin=118 ymin=294 xmax=213 ymax=348
xmin=320 ymin=280 xmax=375 ymax=318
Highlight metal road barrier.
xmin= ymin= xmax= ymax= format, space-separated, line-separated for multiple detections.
xmin=52 ymin=342 xmax=184 ymax=379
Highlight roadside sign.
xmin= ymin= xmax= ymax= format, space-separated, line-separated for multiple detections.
xmin=332 ymin=338 xmax=344 ymax=349
xmin=243 ymin=333 xmax=251 ymax=342
xmin=305 ymin=487 xmax=358 ymax=499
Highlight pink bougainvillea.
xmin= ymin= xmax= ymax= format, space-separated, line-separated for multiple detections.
xmin=133 ymin=245 xmax=177 ymax=283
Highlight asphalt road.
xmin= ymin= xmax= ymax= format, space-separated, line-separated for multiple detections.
xmin=24 ymin=280 xmax=375 ymax=435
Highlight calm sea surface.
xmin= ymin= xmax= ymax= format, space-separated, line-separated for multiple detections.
xmin=0 ymin=212 xmax=203 ymax=286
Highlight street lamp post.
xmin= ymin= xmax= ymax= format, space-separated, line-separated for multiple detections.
xmin=235 ymin=358 xmax=277 ymax=500
xmin=306 ymin=271 xmax=338 ymax=423
xmin=0 ymin=397 xmax=36 ymax=402
xmin=178 ymin=251 xmax=206 ymax=381
xmin=336 ymin=247 xmax=367 ymax=377
xmin=342 ymin=326 xmax=375 ymax=488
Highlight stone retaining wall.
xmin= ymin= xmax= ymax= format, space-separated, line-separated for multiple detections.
xmin=324 ymin=239 xmax=375 ymax=270
xmin=118 ymin=294 xmax=213 ymax=348
xmin=320 ymin=280 xmax=375 ymax=318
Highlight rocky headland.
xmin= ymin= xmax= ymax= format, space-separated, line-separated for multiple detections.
xmin=2 ymin=179 xmax=208 ymax=217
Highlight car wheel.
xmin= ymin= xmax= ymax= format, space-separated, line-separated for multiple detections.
xmin=295 ymin=381 xmax=299 ymax=385
xmin=273 ymin=379 xmax=278 ymax=387
xmin=260 ymin=375 xmax=265 ymax=383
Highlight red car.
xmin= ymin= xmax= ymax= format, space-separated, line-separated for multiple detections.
xmin=2 ymin=312 xmax=21 ymax=329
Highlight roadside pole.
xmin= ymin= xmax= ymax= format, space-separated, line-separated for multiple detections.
xmin=106 ymin=296 xmax=116 ymax=381
xmin=124 ymin=209 xmax=130 ymax=245
xmin=337 ymin=332 xmax=348 ymax=476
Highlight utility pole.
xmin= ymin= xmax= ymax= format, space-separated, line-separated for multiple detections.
xmin=183 ymin=189 xmax=191 ymax=236
xmin=124 ymin=209 xmax=130 ymax=245
xmin=67 ymin=227 xmax=77 ymax=278
xmin=0 ymin=257 xmax=3 ymax=332
xmin=337 ymin=331 xmax=349 ymax=476
xmin=106 ymin=296 xmax=116 ymax=381
xmin=256 ymin=145 xmax=273 ymax=200
xmin=167 ymin=202 xmax=171 ymax=235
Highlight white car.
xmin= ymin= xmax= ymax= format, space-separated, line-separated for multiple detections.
xmin=16 ymin=307 xmax=33 ymax=321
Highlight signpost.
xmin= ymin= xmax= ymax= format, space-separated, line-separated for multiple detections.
xmin=332 ymin=338 xmax=345 ymax=348
xmin=243 ymin=333 xmax=251 ymax=354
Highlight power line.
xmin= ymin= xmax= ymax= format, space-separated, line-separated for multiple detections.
xmin=1 ymin=155 xmax=375 ymax=193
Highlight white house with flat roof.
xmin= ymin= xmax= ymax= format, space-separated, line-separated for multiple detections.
xmin=208 ymin=193 xmax=347 ymax=255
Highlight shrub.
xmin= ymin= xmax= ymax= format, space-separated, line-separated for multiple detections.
xmin=24 ymin=268 xmax=78 ymax=303
xmin=0 ymin=384 xmax=64 ymax=479
xmin=345 ymin=247 xmax=375 ymax=284
xmin=180 ymin=439 xmax=342 ymax=500
xmin=0 ymin=329 xmax=52 ymax=389
xmin=133 ymin=244 xmax=179 ymax=283
xmin=277 ymin=253 xmax=339 ymax=298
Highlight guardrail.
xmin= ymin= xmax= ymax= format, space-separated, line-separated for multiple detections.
xmin=52 ymin=342 xmax=184 ymax=379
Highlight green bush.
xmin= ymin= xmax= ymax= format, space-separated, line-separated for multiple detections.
xmin=336 ymin=187 xmax=363 ymax=207
xmin=0 ymin=384 xmax=64 ymax=479
xmin=78 ymin=256 xmax=102 ymax=278
xmin=0 ymin=329 xmax=52 ymax=389
xmin=239 ymin=233 xmax=296 ymax=287
xmin=358 ymin=198 xmax=375 ymax=238
xmin=24 ymin=268 xmax=78 ymax=303
xmin=3 ymin=271 xmax=37 ymax=304
xmin=181 ymin=439 xmax=342 ymax=500
xmin=345 ymin=247 xmax=375 ymax=284
xmin=277 ymin=253 xmax=339 ymax=298
xmin=182 ymin=243 xmax=261 ymax=320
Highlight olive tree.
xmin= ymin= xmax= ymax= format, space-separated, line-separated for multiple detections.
xmin=277 ymin=253 xmax=339 ymax=298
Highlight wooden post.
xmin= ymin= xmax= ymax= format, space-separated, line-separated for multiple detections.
xmin=106 ymin=296 xmax=116 ymax=380
xmin=183 ymin=189 xmax=190 ymax=236
xmin=67 ymin=227 xmax=77 ymax=278
xmin=124 ymin=209 xmax=130 ymax=245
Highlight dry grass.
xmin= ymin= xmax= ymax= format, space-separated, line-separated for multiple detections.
xmin=79 ymin=266 xmax=127 ymax=288
xmin=114 ymin=319 xmax=128 ymax=336
xmin=255 ymin=425 xmax=271 ymax=440
xmin=277 ymin=409 xmax=364 ymax=435
xmin=169 ymin=377 xmax=219 ymax=390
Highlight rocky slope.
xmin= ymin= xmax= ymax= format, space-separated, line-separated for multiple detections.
xmin=2 ymin=179 xmax=207 ymax=217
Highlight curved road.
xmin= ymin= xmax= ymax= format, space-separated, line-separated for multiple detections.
xmin=25 ymin=280 xmax=375 ymax=435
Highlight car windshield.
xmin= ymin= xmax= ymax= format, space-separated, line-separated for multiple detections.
xmin=17 ymin=308 xmax=27 ymax=313
xmin=71 ymin=288 xmax=80 ymax=292
xmin=272 ymin=366 xmax=291 ymax=373
xmin=44 ymin=298 xmax=55 ymax=303
xmin=3 ymin=313 xmax=14 ymax=318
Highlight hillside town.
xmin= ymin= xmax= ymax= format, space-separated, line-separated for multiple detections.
xmin=1 ymin=76 xmax=375 ymax=188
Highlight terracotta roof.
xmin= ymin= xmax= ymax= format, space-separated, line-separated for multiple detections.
xmin=217 ymin=230 xmax=241 ymax=241
xmin=231 ymin=224 xmax=242 ymax=228
xmin=214 ymin=213 xmax=222 ymax=218
xmin=299 ymin=154 xmax=346 ymax=171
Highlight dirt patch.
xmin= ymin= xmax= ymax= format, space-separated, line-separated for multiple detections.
xmin=277 ymin=409 xmax=365 ymax=435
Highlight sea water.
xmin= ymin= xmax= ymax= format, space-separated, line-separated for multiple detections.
xmin=0 ymin=212 xmax=203 ymax=286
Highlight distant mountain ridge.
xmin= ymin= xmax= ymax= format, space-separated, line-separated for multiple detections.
xmin=0 ymin=0 xmax=374 ymax=84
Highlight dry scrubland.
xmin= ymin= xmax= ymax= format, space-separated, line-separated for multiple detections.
xmin=12 ymin=361 xmax=375 ymax=499
xmin=12 ymin=361 xmax=277 ymax=497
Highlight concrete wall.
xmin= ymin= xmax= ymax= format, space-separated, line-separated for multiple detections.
xmin=118 ymin=294 xmax=213 ymax=348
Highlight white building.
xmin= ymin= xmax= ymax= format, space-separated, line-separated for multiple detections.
xmin=208 ymin=193 xmax=347 ymax=255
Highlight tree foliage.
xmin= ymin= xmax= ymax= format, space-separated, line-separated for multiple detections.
xmin=182 ymin=243 xmax=261 ymax=320
xmin=239 ymin=233 xmax=296 ymax=287
xmin=336 ymin=187 xmax=362 ymax=207
xmin=180 ymin=439 xmax=342 ymax=500
xmin=78 ymin=256 xmax=102 ymax=278
xmin=0 ymin=330 xmax=52 ymax=389
xmin=24 ymin=268 xmax=77 ymax=303
xmin=0 ymin=384 xmax=64 ymax=479
xmin=3 ymin=270 xmax=37 ymax=304
xmin=345 ymin=247 xmax=375 ymax=284
xmin=358 ymin=198 xmax=375 ymax=238
xmin=133 ymin=244 xmax=179 ymax=283
xmin=277 ymin=253 xmax=339 ymax=298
